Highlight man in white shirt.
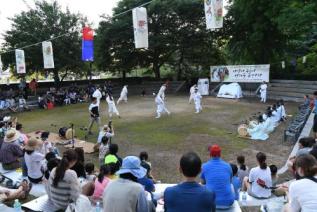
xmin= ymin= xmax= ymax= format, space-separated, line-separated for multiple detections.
xmin=259 ymin=82 xmax=268 ymax=103
xmin=193 ymin=89 xmax=202 ymax=113
xmin=106 ymin=94 xmax=120 ymax=118
xmin=189 ymin=84 xmax=197 ymax=104
xmin=117 ymin=85 xmax=128 ymax=105
xmin=92 ymin=87 xmax=102 ymax=106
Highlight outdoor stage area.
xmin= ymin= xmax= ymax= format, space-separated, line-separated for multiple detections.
xmin=17 ymin=95 xmax=299 ymax=183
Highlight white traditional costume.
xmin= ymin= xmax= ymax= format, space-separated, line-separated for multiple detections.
xmin=247 ymin=122 xmax=269 ymax=141
xmin=189 ymin=85 xmax=196 ymax=104
xmin=155 ymin=93 xmax=170 ymax=118
xmin=106 ymin=96 xmax=120 ymax=118
xmin=117 ymin=85 xmax=128 ymax=105
xmin=193 ymin=91 xmax=202 ymax=113
xmin=260 ymin=83 xmax=268 ymax=103
xmin=263 ymin=116 xmax=275 ymax=134
xmin=271 ymin=110 xmax=280 ymax=127
xmin=92 ymin=88 xmax=102 ymax=106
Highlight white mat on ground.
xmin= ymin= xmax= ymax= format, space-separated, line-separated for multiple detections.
xmin=238 ymin=191 xmax=287 ymax=207
xmin=217 ymin=83 xmax=243 ymax=99
xmin=0 ymin=163 xmax=46 ymax=197
xmin=278 ymin=112 xmax=313 ymax=175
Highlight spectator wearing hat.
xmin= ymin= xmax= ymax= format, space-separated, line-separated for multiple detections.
xmin=0 ymin=129 xmax=24 ymax=170
xmin=24 ymin=137 xmax=45 ymax=183
xmin=102 ymin=156 xmax=149 ymax=212
xmin=164 ymin=152 xmax=216 ymax=212
xmin=200 ymin=145 xmax=235 ymax=209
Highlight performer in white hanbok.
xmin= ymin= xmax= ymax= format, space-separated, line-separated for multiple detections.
xmin=92 ymin=87 xmax=102 ymax=106
xmin=263 ymin=111 xmax=275 ymax=134
xmin=158 ymin=84 xmax=167 ymax=100
xmin=280 ymin=100 xmax=287 ymax=121
xmin=247 ymin=116 xmax=269 ymax=141
xmin=117 ymin=85 xmax=128 ymax=105
xmin=106 ymin=94 xmax=120 ymax=118
xmin=189 ymin=84 xmax=197 ymax=104
xmin=193 ymin=89 xmax=202 ymax=113
xmin=271 ymin=105 xmax=280 ymax=127
xmin=259 ymin=82 xmax=268 ymax=103
xmin=155 ymin=93 xmax=170 ymax=119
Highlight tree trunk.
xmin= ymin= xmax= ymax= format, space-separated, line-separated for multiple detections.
xmin=53 ymin=69 xmax=60 ymax=89
xmin=177 ymin=51 xmax=184 ymax=81
xmin=122 ymin=70 xmax=126 ymax=84
xmin=153 ymin=61 xmax=161 ymax=79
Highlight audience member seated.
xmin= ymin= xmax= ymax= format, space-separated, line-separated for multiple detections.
xmin=269 ymin=165 xmax=278 ymax=187
xmin=201 ymin=145 xmax=235 ymax=209
xmin=105 ymin=144 xmax=122 ymax=167
xmin=287 ymin=154 xmax=317 ymax=212
xmin=102 ymin=156 xmax=149 ymax=212
xmin=16 ymin=122 xmax=29 ymax=145
xmin=164 ymin=152 xmax=216 ymax=212
xmin=39 ymin=131 xmax=55 ymax=155
xmin=0 ymin=180 xmax=31 ymax=203
xmin=0 ymin=129 xmax=24 ymax=170
xmin=46 ymin=149 xmax=81 ymax=211
xmin=231 ymin=163 xmax=241 ymax=200
xmin=24 ymin=137 xmax=45 ymax=184
xmin=71 ymin=147 xmax=86 ymax=178
xmin=237 ymin=155 xmax=249 ymax=183
xmin=92 ymin=164 xmax=111 ymax=201
xmin=99 ymin=136 xmax=110 ymax=166
xmin=46 ymin=99 xmax=54 ymax=110
xmin=296 ymin=137 xmax=315 ymax=156
xmin=18 ymin=95 xmax=29 ymax=111
xmin=242 ymin=152 xmax=272 ymax=199
xmin=139 ymin=151 xmax=155 ymax=180
xmin=247 ymin=115 xmax=269 ymax=141
xmin=85 ymin=163 xmax=96 ymax=181
xmin=38 ymin=95 xmax=47 ymax=109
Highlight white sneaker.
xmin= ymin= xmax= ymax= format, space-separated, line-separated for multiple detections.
xmin=155 ymin=116 xmax=161 ymax=119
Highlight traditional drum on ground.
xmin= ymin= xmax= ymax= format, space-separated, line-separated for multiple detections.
xmin=238 ymin=124 xmax=249 ymax=137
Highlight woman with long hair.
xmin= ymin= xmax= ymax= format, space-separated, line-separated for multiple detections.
xmin=288 ymin=154 xmax=317 ymax=211
xmin=242 ymin=152 xmax=272 ymax=199
xmin=46 ymin=149 xmax=80 ymax=211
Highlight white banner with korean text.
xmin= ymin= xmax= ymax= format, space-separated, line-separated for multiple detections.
xmin=210 ymin=65 xmax=270 ymax=83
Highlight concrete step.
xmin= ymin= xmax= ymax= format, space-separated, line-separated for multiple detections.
xmin=268 ymin=91 xmax=306 ymax=98
xmin=269 ymin=87 xmax=315 ymax=94
xmin=268 ymin=94 xmax=303 ymax=102
xmin=270 ymin=83 xmax=317 ymax=90
xmin=271 ymin=80 xmax=317 ymax=85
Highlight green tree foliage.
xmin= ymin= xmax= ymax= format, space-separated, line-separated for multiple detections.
xmin=1 ymin=0 xmax=87 ymax=86
xmin=95 ymin=0 xmax=226 ymax=79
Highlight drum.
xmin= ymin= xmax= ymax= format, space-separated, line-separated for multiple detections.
xmin=238 ymin=124 xmax=249 ymax=137
xmin=65 ymin=128 xmax=75 ymax=140
xmin=248 ymin=120 xmax=258 ymax=129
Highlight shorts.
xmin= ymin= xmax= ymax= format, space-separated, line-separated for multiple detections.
xmin=313 ymin=115 xmax=317 ymax=132
xmin=28 ymin=176 xmax=43 ymax=184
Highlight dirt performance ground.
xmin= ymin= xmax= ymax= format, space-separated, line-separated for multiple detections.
xmin=17 ymin=95 xmax=299 ymax=183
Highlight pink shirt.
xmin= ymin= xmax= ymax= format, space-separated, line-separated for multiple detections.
xmin=92 ymin=177 xmax=111 ymax=199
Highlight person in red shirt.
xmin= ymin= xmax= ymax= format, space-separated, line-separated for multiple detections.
xmin=29 ymin=79 xmax=38 ymax=96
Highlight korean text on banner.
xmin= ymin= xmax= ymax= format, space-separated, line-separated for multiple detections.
xmin=132 ymin=7 xmax=149 ymax=49
xmin=210 ymin=65 xmax=270 ymax=83
xmin=204 ymin=0 xmax=223 ymax=30
xmin=42 ymin=41 xmax=55 ymax=69
xmin=15 ymin=49 xmax=26 ymax=74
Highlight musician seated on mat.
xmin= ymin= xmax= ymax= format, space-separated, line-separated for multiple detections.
xmin=247 ymin=115 xmax=269 ymax=141
xmin=271 ymin=104 xmax=281 ymax=127
xmin=263 ymin=110 xmax=275 ymax=134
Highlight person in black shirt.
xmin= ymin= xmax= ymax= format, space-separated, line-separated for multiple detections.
xmin=88 ymin=97 xmax=100 ymax=135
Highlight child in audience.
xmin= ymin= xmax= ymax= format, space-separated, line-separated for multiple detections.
xmin=85 ymin=163 xmax=96 ymax=181
xmin=237 ymin=155 xmax=249 ymax=183
xmin=99 ymin=136 xmax=110 ymax=166
xmin=269 ymin=165 xmax=278 ymax=187
xmin=139 ymin=151 xmax=154 ymax=180
xmin=230 ymin=163 xmax=241 ymax=200
xmin=39 ymin=131 xmax=53 ymax=155
xmin=92 ymin=164 xmax=111 ymax=201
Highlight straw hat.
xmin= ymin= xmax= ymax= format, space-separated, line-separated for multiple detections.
xmin=25 ymin=137 xmax=41 ymax=151
xmin=4 ymin=129 xmax=21 ymax=143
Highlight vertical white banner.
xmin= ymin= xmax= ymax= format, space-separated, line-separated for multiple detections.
xmin=15 ymin=49 xmax=26 ymax=74
xmin=42 ymin=41 xmax=55 ymax=69
xmin=0 ymin=55 xmax=3 ymax=73
xmin=204 ymin=0 xmax=223 ymax=30
xmin=132 ymin=7 xmax=149 ymax=49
